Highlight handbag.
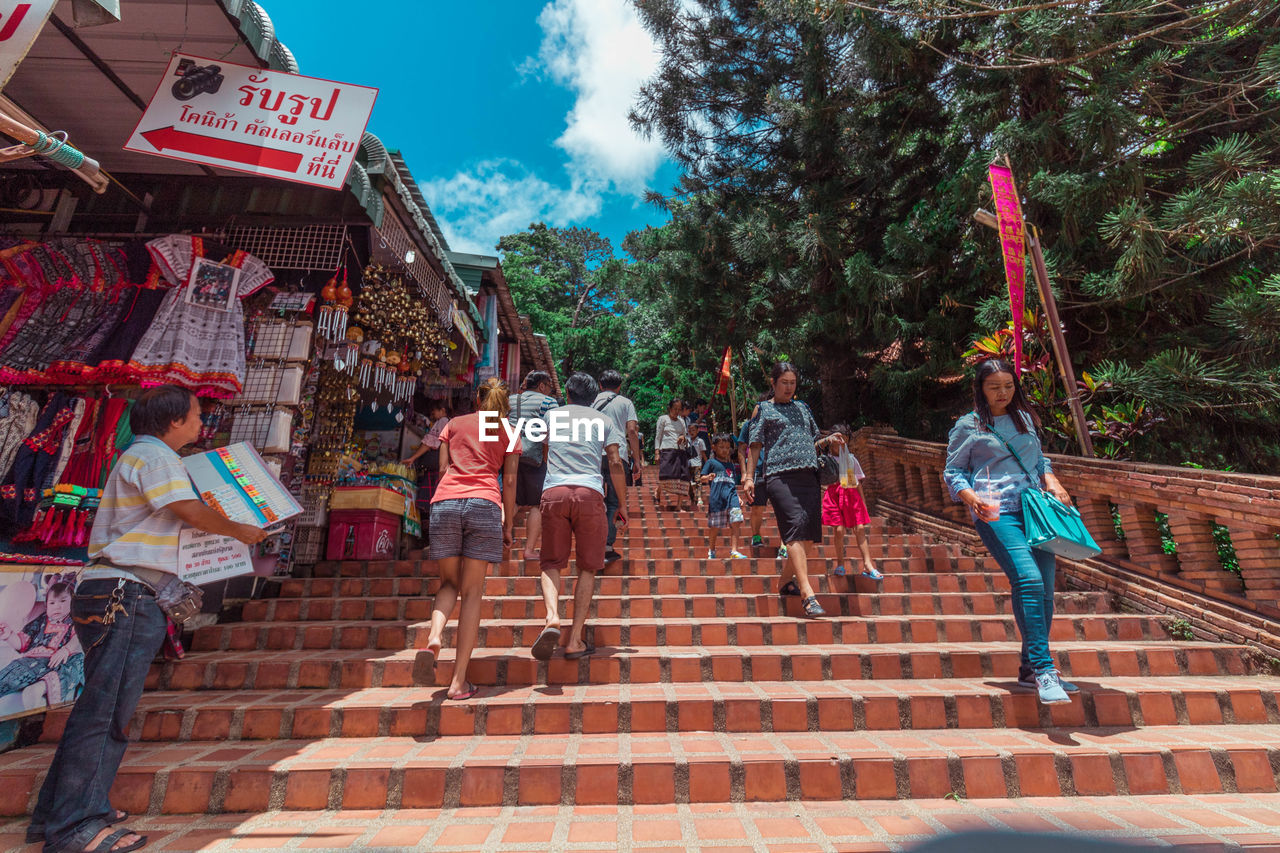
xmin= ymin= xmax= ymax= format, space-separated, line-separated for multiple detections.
xmin=154 ymin=574 xmax=205 ymax=625
xmin=818 ymin=453 xmax=840 ymax=487
xmin=987 ymin=423 xmax=1102 ymax=560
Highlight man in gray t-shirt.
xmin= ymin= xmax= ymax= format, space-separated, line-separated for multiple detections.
xmin=593 ymin=369 xmax=641 ymax=562
xmin=532 ymin=372 xmax=628 ymax=662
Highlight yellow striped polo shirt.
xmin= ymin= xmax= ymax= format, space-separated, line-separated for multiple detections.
xmin=84 ymin=435 xmax=199 ymax=581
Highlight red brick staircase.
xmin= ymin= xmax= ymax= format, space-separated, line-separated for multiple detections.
xmin=4 ymin=486 xmax=1280 ymax=849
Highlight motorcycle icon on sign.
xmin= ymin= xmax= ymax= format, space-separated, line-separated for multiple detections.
xmin=171 ymin=60 xmax=224 ymax=101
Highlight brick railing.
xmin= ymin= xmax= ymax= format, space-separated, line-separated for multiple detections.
xmin=852 ymin=428 xmax=1280 ymax=640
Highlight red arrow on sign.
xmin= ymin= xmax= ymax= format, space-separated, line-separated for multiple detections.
xmin=140 ymin=126 xmax=303 ymax=172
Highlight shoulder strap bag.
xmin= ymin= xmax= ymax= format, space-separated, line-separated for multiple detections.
xmin=986 ymin=420 xmax=1102 ymax=560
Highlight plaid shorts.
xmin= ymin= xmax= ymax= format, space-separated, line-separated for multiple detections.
xmin=708 ymin=506 xmax=745 ymax=529
xmin=428 ymin=498 xmax=504 ymax=563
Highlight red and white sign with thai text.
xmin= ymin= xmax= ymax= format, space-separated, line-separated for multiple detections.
xmin=0 ymin=1 xmax=57 ymax=89
xmin=125 ymin=53 xmax=378 ymax=190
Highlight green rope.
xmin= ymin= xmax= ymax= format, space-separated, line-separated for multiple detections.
xmin=31 ymin=131 xmax=86 ymax=170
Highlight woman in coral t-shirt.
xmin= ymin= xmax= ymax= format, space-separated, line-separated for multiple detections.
xmin=422 ymin=378 xmax=519 ymax=700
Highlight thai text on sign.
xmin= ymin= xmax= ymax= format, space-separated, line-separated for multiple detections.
xmin=125 ymin=53 xmax=378 ymax=190
xmin=988 ymin=162 xmax=1027 ymax=375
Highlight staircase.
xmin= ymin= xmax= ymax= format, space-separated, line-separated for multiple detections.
xmin=3 ymin=485 xmax=1280 ymax=850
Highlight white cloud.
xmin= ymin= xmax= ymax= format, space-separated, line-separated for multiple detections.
xmin=420 ymin=1 xmax=666 ymax=254
xmin=420 ymin=160 xmax=604 ymax=254
xmin=536 ymin=0 xmax=666 ymax=193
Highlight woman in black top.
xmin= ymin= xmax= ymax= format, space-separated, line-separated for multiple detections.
xmin=744 ymin=363 xmax=843 ymax=617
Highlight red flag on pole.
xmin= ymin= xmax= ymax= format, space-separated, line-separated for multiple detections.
xmin=714 ymin=346 xmax=732 ymax=395
xmin=988 ymin=159 xmax=1027 ymax=375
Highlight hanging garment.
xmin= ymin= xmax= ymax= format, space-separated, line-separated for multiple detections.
xmin=0 ymin=390 xmax=38 ymax=481
xmin=127 ymin=236 xmax=274 ymax=398
xmin=0 ymin=394 xmax=81 ymax=532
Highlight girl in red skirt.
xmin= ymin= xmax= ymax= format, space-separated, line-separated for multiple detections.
xmin=821 ymin=425 xmax=883 ymax=580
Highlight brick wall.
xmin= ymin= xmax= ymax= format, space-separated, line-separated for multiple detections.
xmin=853 ymin=428 xmax=1280 ymax=636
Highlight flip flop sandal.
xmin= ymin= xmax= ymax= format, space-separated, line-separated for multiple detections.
xmin=28 ymin=811 xmax=129 ymax=844
xmin=422 ymin=642 xmax=441 ymax=671
xmin=447 ymin=681 xmax=479 ymax=701
xmin=802 ymin=596 xmax=827 ymax=618
xmin=860 ymin=567 xmax=884 ymax=581
xmin=84 ymin=827 xmax=147 ymax=853
xmin=832 ymin=564 xmax=847 ymax=577
xmin=564 ymin=644 xmax=596 ymax=660
xmin=531 ymin=626 xmax=561 ymax=661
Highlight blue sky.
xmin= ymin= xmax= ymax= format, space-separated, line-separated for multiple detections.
xmin=261 ymin=0 xmax=681 ymax=256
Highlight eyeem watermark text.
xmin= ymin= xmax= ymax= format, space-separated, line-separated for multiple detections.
xmin=478 ymin=411 xmax=605 ymax=452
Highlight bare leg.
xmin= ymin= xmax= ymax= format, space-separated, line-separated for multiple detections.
xmin=833 ymin=527 xmax=846 ymax=567
xmin=707 ymin=526 xmax=718 ymax=554
xmin=856 ymin=527 xmax=876 ymax=570
xmin=788 ymin=540 xmax=816 ymax=598
xmin=426 ymin=557 xmax=461 ymax=651
xmin=524 ymin=507 xmax=542 ymax=559
xmin=539 ymin=566 xmax=563 ymax=631
xmin=729 ymin=521 xmax=741 ymax=553
xmin=449 ymin=557 xmax=489 ymax=695
xmin=566 ymin=569 xmax=597 ymax=654
xmin=750 ymin=505 xmax=764 ymax=540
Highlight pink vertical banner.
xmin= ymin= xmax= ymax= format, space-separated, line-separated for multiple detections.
xmin=988 ymin=161 xmax=1026 ymax=375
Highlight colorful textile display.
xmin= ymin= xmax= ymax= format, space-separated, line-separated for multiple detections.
xmin=0 ymin=239 xmax=166 ymax=386
xmin=0 ymin=393 xmax=81 ymax=531
xmin=127 ymin=236 xmax=274 ymax=398
xmin=0 ymin=391 xmax=39 ymax=481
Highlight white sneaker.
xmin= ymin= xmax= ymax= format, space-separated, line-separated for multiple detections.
xmin=729 ymin=550 xmax=748 ymax=560
xmin=707 ymin=550 xmax=717 ymax=559
xmin=1035 ymin=670 xmax=1071 ymax=705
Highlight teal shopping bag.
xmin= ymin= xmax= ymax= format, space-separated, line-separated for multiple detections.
xmin=1021 ymin=489 xmax=1102 ymax=560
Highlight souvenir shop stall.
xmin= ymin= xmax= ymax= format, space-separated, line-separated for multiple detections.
xmin=0 ymin=231 xmax=322 ymax=723
xmin=296 ymin=263 xmax=450 ymax=564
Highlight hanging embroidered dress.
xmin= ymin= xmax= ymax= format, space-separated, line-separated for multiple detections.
xmin=127 ymin=236 xmax=274 ymax=398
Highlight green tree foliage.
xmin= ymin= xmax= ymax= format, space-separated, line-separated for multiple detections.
xmin=623 ymin=0 xmax=1280 ymax=472
xmin=497 ymin=224 xmax=631 ymax=381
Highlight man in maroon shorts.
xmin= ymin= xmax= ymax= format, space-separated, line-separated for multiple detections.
xmin=530 ymin=372 xmax=628 ymax=661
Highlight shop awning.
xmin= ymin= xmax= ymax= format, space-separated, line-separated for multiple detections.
xmin=1 ymin=0 xmax=383 ymax=222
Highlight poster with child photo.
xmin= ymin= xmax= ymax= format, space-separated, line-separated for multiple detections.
xmin=0 ymin=566 xmax=83 ymax=721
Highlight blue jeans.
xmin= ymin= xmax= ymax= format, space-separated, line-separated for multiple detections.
xmin=32 ymin=579 xmax=167 ymax=853
xmin=975 ymin=511 xmax=1057 ymax=674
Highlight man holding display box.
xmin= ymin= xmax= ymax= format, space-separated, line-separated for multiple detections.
xmin=29 ymin=386 xmax=266 ymax=853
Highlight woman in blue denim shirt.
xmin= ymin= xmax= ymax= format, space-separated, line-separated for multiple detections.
xmin=944 ymin=359 xmax=1076 ymax=705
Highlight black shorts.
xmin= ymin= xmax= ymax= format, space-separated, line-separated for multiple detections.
xmin=516 ymin=458 xmax=547 ymax=508
xmin=767 ymin=469 xmax=822 ymax=544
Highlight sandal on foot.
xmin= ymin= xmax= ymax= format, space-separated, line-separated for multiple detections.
xmin=84 ymin=827 xmax=147 ymax=853
xmin=422 ymin=642 xmax=441 ymax=671
xmin=833 ymin=563 xmax=847 ymax=577
xmin=564 ymin=644 xmax=596 ymax=660
xmin=860 ymin=566 xmax=884 ymax=580
xmin=532 ymin=626 xmax=561 ymax=661
xmin=447 ymin=681 xmax=480 ymax=701
xmin=779 ymin=580 xmax=801 ymax=597
xmin=28 ymin=811 xmax=129 ymax=844
xmin=802 ymin=596 xmax=826 ymax=618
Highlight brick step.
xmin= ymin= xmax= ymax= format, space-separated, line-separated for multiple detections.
xmin=150 ymin=641 xmax=1254 ymax=691
xmin=242 ymin=590 xmax=1110 ymax=623
xmin=310 ymin=554 xmax=990 ymax=579
xmin=191 ymin=613 xmax=1173 ymax=653
xmin=278 ymin=570 xmax=1016 ymax=599
xmin=5 ymin=794 xmax=1277 ymax=850
xmin=66 ymin=676 xmax=1280 ymax=744
xmin=4 ymin=725 xmax=1278 ymax=814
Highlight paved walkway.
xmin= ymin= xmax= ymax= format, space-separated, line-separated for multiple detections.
xmin=5 ymin=794 xmax=1280 ymax=851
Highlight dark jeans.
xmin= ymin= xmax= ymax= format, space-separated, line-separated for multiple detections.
xmin=33 ymin=579 xmax=167 ymax=853
xmin=602 ymin=464 xmax=633 ymax=548
xmin=975 ymin=511 xmax=1057 ymax=673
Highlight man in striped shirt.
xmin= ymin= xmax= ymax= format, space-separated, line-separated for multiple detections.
xmin=31 ymin=386 xmax=264 ymax=853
